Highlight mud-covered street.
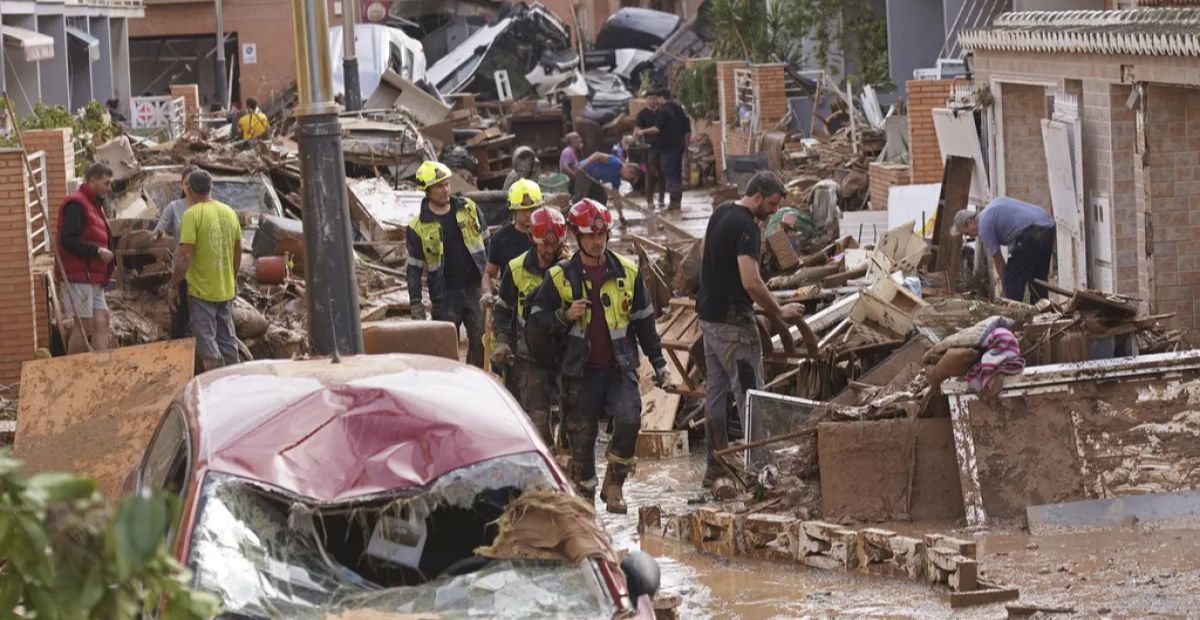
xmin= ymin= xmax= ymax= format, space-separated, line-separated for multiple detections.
xmin=597 ymin=452 xmax=1200 ymax=619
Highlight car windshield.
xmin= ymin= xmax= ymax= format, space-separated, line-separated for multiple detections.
xmin=146 ymin=176 xmax=278 ymax=223
xmin=187 ymin=453 xmax=616 ymax=619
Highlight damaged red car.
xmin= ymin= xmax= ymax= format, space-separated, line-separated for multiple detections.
xmin=127 ymin=354 xmax=659 ymax=618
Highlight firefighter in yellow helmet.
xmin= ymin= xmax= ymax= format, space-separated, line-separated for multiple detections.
xmin=491 ymin=206 xmax=568 ymax=446
xmin=481 ymin=178 xmax=541 ymax=304
xmin=406 ymin=160 xmax=490 ymax=367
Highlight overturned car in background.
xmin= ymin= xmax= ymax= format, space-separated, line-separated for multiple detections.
xmin=125 ymin=354 xmax=659 ymax=618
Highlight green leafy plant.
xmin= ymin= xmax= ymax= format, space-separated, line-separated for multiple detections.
xmin=0 ymin=99 xmax=120 ymax=177
xmin=703 ymin=0 xmax=891 ymax=87
xmin=676 ymin=59 xmax=719 ymax=120
xmin=705 ymin=0 xmax=796 ymax=65
xmin=0 ymin=452 xmax=220 ymax=619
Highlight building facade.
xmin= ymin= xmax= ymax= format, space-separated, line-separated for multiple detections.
xmin=962 ymin=7 xmax=1200 ymax=341
xmin=1 ymin=0 xmax=142 ymax=116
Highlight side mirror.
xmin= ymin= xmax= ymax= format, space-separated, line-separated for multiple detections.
xmin=620 ymin=550 xmax=660 ymax=601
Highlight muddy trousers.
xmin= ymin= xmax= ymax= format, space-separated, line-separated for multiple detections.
xmin=508 ymin=358 xmax=556 ymax=447
xmin=661 ymin=146 xmax=685 ymax=209
xmin=189 ymin=296 xmax=239 ymax=370
xmin=431 ymin=288 xmax=484 ymax=368
xmin=563 ymin=368 xmax=642 ymax=492
xmin=1003 ymin=224 xmax=1056 ymax=303
xmin=169 ymin=280 xmax=190 ymax=339
xmin=645 ymin=147 xmax=665 ymax=206
xmin=700 ymin=319 xmax=764 ymax=471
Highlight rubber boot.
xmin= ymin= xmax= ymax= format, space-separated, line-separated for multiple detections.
xmin=600 ymin=468 xmax=628 ymax=514
xmin=569 ymin=459 xmax=597 ymax=505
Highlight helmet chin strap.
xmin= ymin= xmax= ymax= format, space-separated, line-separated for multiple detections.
xmin=580 ymin=231 xmax=609 ymax=260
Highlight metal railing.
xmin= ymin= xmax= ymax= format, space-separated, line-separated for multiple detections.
xmin=938 ymin=0 xmax=1010 ymax=61
xmin=25 ymin=151 xmax=50 ymax=257
xmin=130 ymin=95 xmax=187 ymax=141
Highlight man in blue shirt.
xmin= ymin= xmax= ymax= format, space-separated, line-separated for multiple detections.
xmin=581 ymin=152 xmax=640 ymax=189
xmin=953 ymin=197 xmax=1057 ymax=301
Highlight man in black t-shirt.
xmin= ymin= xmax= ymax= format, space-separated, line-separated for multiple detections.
xmin=656 ymin=90 xmax=691 ymax=211
xmin=696 ymin=171 xmax=804 ymax=487
xmin=634 ymin=92 xmax=665 ymax=209
xmin=482 ymin=178 xmax=540 ymax=302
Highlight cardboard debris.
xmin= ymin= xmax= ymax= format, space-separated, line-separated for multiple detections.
xmin=14 ymin=339 xmax=196 ymax=497
xmin=93 ymin=136 xmax=140 ymax=181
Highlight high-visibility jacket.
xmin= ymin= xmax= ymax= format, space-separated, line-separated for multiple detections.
xmin=57 ymin=185 xmax=113 ymax=285
xmin=526 ymin=249 xmax=665 ymax=379
xmin=238 ymin=110 xmax=270 ymax=140
xmin=405 ymin=195 xmax=488 ymax=306
xmin=492 ymin=249 xmax=547 ymax=357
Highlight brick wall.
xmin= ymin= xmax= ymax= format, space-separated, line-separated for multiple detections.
xmin=906 ymin=79 xmax=954 ymax=184
xmin=33 ymin=272 xmax=50 ymax=352
xmin=1109 ymin=84 xmax=1139 ymax=296
xmin=752 ymin=64 xmax=788 ymax=130
xmin=0 ymin=149 xmax=39 ymax=387
xmin=21 ymin=128 xmax=73 ymax=236
xmin=868 ymin=163 xmax=912 ymax=211
xmin=1144 ymin=85 xmax=1200 ymax=340
xmin=1000 ymin=83 xmax=1052 ymax=208
xmin=718 ymin=62 xmax=789 ymax=161
xmin=726 ymin=127 xmax=755 ymax=157
xmin=169 ymin=84 xmax=201 ymax=130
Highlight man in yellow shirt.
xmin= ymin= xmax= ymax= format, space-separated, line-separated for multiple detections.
xmin=167 ymin=170 xmax=244 ymax=371
xmin=237 ymin=97 xmax=270 ymax=141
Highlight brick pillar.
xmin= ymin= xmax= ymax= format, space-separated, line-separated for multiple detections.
xmin=906 ymin=79 xmax=955 ymax=184
xmin=717 ymin=61 xmax=740 ymax=138
xmin=33 ymin=272 xmax=50 ymax=351
xmin=752 ymin=63 xmax=788 ymax=130
xmin=21 ymin=127 xmax=74 ymax=235
xmin=170 ymin=84 xmax=200 ymax=130
xmin=0 ymin=149 xmax=38 ymax=386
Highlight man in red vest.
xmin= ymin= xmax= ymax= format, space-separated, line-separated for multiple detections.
xmin=57 ymin=163 xmax=115 ymax=353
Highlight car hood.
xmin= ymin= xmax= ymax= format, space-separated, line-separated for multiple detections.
xmin=188 ymin=355 xmax=544 ymax=503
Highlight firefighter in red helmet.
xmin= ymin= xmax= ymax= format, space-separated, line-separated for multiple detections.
xmin=491 ymin=206 xmax=568 ymax=446
xmin=526 ymin=199 xmax=670 ymax=514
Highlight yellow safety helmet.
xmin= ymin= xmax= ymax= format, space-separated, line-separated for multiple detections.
xmin=507 ymin=178 xmax=544 ymax=211
xmin=415 ymin=160 xmax=453 ymax=191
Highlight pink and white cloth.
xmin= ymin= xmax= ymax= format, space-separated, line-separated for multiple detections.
xmin=965 ymin=326 xmax=1025 ymax=393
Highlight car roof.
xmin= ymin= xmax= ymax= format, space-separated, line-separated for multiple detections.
xmin=180 ymin=354 xmax=545 ymax=503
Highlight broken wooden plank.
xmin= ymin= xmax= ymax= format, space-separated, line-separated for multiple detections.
xmin=931 ymin=156 xmax=974 ymax=291
xmin=635 ymin=430 xmax=689 ymax=459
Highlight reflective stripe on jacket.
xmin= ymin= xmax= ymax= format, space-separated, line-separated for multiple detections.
xmin=526 ymin=249 xmax=664 ymax=379
xmin=405 ymin=195 xmax=488 ymax=303
xmin=493 ymin=249 xmax=546 ymax=356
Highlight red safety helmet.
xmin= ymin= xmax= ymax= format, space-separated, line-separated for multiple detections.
xmin=529 ymin=207 xmax=567 ymax=246
xmin=567 ymin=199 xmax=613 ymax=235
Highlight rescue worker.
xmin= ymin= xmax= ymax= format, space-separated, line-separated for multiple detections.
xmin=481 ymin=179 xmax=538 ymax=301
xmin=406 ymin=160 xmax=490 ymax=368
xmin=237 ymin=97 xmax=269 ymax=141
xmin=527 ymin=199 xmax=670 ymax=514
xmin=491 ymin=207 xmax=568 ymax=446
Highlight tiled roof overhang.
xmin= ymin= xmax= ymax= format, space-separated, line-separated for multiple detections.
xmin=961 ymin=9 xmax=1200 ymax=56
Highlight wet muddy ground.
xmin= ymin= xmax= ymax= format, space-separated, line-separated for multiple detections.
xmin=597 ymin=452 xmax=1200 ymax=619
xmin=573 ymin=189 xmax=1200 ymax=617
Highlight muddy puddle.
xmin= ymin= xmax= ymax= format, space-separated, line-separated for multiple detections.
xmin=596 ymin=450 xmax=1200 ymax=619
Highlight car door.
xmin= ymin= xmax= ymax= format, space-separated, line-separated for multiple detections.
xmin=136 ymin=405 xmax=193 ymax=540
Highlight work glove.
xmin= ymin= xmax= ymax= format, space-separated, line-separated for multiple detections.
xmin=411 ymin=303 xmax=428 ymax=321
xmin=480 ymin=292 xmax=497 ymax=310
xmin=652 ymin=363 xmax=671 ymax=388
xmin=491 ymin=342 xmax=514 ymax=369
